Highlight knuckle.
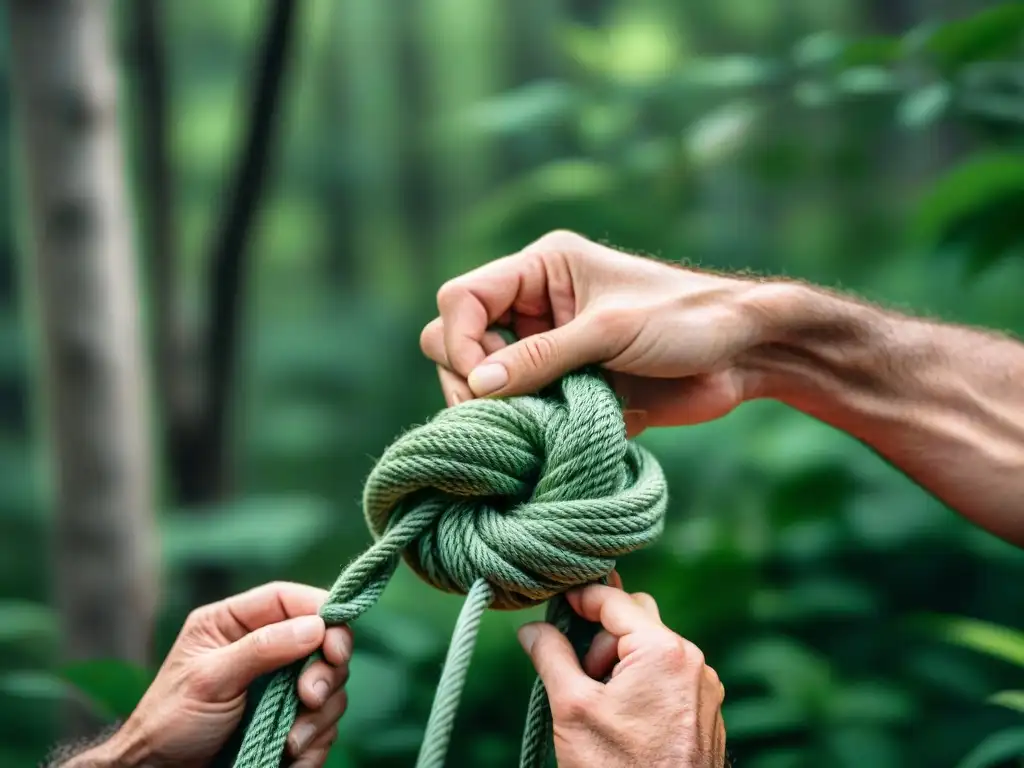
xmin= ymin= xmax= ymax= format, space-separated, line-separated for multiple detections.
xmin=552 ymin=684 xmax=598 ymax=723
xmin=588 ymin=306 xmax=638 ymax=340
xmin=419 ymin=318 xmax=442 ymax=357
xmin=654 ymin=632 xmax=703 ymax=669
xmin=520 ymin=333 xmax=559 ymax=371
xmin=705 ymin=664 xmax=721 ymax=687
xmin=248 ymin=627 xmax=275 ymax=659
xmin=183 ymin=660 xmax=220 ymax=698
xmin=682 ymin=639 xmax=706 ymax=668
xmin=436 ymin=278 xmax=465 ymax=312
xmin=533 ymin=229 xmax=586 ymax=255
xmin=183 ymin=604 xmax=215 ymax=632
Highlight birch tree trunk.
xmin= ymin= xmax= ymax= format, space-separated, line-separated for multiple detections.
xmin=8 ymin=0 xmax=157 ymax=735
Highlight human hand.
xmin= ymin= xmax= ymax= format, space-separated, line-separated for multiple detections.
xmin=420 ymin=230 xmax=798 ymax=434
xmin=517 ymin=581 xmax=726 ymax=768
xmin=76 ymin=582 xmax=352 ymax=768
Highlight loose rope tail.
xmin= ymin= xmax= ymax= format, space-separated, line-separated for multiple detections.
xmin=230 ymin=370 xmax=669 ymax=768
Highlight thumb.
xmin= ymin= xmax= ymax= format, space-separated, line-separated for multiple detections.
xmin=517 ymin=622 xmax=590 ymax=696
xmin=467 ymin=319 xmax=610 ymax=398
xmin=211 ymin=615 xmax=325 ymax=698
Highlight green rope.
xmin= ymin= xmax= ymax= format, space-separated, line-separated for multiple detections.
xmin=232 ymin=370 xmax=668 ymax=767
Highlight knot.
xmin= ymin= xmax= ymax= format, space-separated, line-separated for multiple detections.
xmin=361 ymin=371 xmax=668 ymax=610
xmin=228 ymin=370 xmax=670 ymax=768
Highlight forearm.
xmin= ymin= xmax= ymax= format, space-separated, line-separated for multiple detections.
xmin=743 ymin=283 xmax=1024 ymax=545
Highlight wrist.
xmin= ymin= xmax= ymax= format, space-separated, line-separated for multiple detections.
xmin=79 ymin=719 xmax=152 ymax=767
xmin=735 ymin=280 xmax=893 ymax=412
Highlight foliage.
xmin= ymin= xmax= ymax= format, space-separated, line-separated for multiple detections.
xmin=0 ymin=0 xmax=1022 ymax=767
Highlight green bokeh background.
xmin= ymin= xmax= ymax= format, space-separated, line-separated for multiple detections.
xmin=1 ymin=1 xmax=1024 ymax=766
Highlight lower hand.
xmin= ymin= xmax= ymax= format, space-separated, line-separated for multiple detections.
xmin=517 ymin=581 xmax=727 ymax=767
xmin=78 ymin=582 xmax=352 ymax=768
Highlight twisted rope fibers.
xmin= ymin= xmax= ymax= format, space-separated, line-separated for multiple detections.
xmin=232 ymin=370 xmax=669 ymax=767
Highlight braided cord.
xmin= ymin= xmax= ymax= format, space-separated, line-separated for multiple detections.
xmin=230 ymin=371 xmax=667 ymax=767
xmin=416 ymin=577 xmax=494 ymax=768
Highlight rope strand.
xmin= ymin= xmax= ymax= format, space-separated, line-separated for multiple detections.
xmin=416 ymin=577 xmax=494 ymax=768
xmin=231 ymin=371 xmax=668 ymax=767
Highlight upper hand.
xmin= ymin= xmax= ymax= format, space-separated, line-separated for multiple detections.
xmin=420 ymin=230 xmax=790 ymax=433
xmin=100 ymin=582 xmax=352 ymax=768
xmin=517 ymin=581 xmax=726 ymax=768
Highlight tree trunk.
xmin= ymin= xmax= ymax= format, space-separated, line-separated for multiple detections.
xmin=8 ymin=0 xmax=157 ymax=737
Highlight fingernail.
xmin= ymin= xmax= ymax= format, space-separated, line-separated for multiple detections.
xmin=333 ymin=630 xmax=353 ymax=661
xmin=290 ymin=722 xmax=317 ymax=754
xmin=517 ymin=624 xmax=540 ymax=653
xmin=293 ymin=616 xmax=324 ymax=645
xmin=312 ymin=679 xmax=330 ymax=705
xmin=468 ymin=363 xmax=508 ymax=396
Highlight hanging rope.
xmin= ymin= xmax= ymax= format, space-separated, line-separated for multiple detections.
xmin=231 ymin=369 xmax=669 ymax=767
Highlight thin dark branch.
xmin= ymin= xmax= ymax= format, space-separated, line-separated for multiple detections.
xmin=396 ymin=0 xmax=437 ymax=288
xmin=203 ymin=0 xmax=298 ymax=485
xmin=134 ymin=0 xmax=189 ymax=445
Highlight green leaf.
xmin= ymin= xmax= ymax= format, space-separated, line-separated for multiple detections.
xmin=720 ymin=697 xmax=806 ymax=739
xmin=958 ymin=92 xmax=1024 ymax=126
xmin=960 ymin=195 xmax=1024 ymax=276
xmin=465 ymin=159 xmax=617 ymax=238
xmin=835 ymin=66 xmax=900 ymax=95
xmin=925 ymin=5 xmax=1024 ymax=71
xmin=792 ymin=31 xmax=845 ymax=68
xmin=826 ymin=725 xmax=903 ymax=768
xmin=751 ymin=578 xmax=877 ymax=622
xmin=989 ymin=690 xmax=1024 ymax=713
xmin=793 ymin=80 xmax=834 ymax=108
xmin=561 ymin=9 xmax=682 ymax=84
xmin=0 ymin=671 xmax=67 ymax=701
xmin=452 ymin=80 xmax=578 ymax=138
xmin=898 ymin=82 xmax=952 ymax=128
xmin=927 ymin=614 xmax=1024 ymax=667
xmin=685 ymin=101 xmax=759 ymax=165
xmin=59 ymin=660 xmax=153 ymax=720
xmin=0 ymin=601 xmax=55 ymax=644
xmin=680 ymin=56 xmax=782 ymax=89
xmin=163 ymin=496 xmax=333 ymax=568
xmin=725 ymin=636 xmax=834 ymax=703
xmin=840 ymin=36 xmax=903 ymax=67
xmin=955 ymin=727 xmax=1024 ymax=768
xmin=322 ymin=745 xmax=357 ymax=768
xmin=828 ymin=681 xmax=917 ymax=724
xmin=912 ymin=152 xmax=1024 ymax=246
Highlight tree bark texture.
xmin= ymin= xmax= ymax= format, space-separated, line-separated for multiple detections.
xmin=8 ymin=0 xmax=157 ymax=734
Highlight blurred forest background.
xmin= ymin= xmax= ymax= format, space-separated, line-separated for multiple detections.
xmin=1 ymin=0 xmax=1024 ymax=766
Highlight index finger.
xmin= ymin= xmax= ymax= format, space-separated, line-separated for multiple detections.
xmin=436 ymin=251 xmax=550 ymax=377
xmin=566 ymin=584 xmax=662 ymax=637
xmin=208 ymin=582 xmax=330 ymax=642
